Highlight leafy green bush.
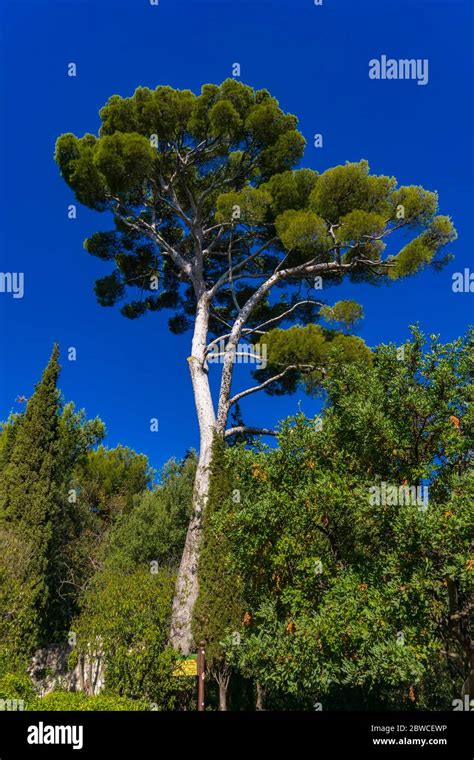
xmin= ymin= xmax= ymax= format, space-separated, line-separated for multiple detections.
xmin=0 ymin=672 xmax=35 ymax=701
xmin=28 ymin=692 xmax=147 ymax=711
xmin=71 ymin=567 xmax=194 ymax=709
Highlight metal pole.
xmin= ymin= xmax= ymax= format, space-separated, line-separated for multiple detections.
xmin=197 ymin=641 xmax=205 ymax=711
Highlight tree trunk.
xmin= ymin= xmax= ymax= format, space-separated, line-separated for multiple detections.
xmin=218 ymin=679 xmax=229 ymax=711
xmin=448 ymin=579 xmax=474 ymax=702
xmin=256 ymin=682 xmax=266 ymax=711
xmin=170 ymin=294 xmax=217 ymax=653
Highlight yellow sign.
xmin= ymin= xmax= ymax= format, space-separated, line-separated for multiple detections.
xmin=172 ymin=657 xmax=198 ymax=677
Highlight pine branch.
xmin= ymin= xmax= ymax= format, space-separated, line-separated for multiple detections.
xmin=224 ymin=426 xmax=277 ymax=438
xmin=228 ymin=363 xmax=320 ymax=407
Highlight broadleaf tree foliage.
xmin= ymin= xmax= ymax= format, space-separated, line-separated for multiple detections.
xmin=212 ymin=330 xmax=473 ymax=709
xmin=55 ymin=80 xmax=457 ymax=652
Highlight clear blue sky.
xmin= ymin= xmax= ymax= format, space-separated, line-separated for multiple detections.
xmin=0 ymin=0 xmax=472 ymax=472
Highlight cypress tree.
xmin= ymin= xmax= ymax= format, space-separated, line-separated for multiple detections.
xmin=0 ymin=345 xmax=61 ymax=652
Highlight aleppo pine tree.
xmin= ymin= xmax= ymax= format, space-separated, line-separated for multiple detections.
xmin=55 ymin=80 xmax=457 ymax=652
xmin=0 ymin=346 xmax=61 ymax=654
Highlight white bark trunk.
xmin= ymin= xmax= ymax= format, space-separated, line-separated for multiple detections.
xmin=169 ymin=294 xmax=217 ymax=653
